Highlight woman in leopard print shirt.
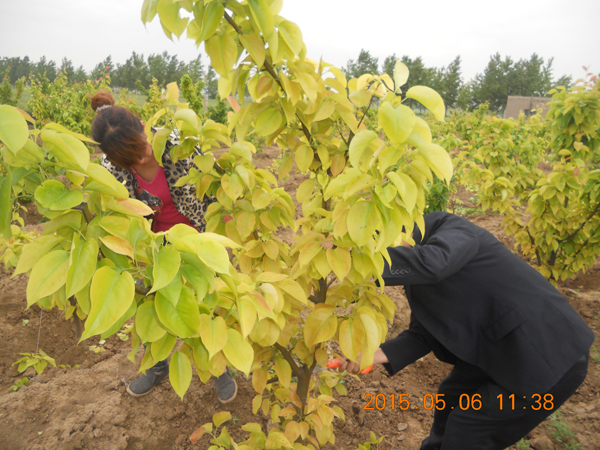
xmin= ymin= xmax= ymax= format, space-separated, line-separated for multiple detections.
xmin=90 ymin=91 xmax=237 ymax=403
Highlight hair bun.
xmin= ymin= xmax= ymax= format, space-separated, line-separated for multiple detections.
xmin=91 ymin=91 xmax=115 ymax=112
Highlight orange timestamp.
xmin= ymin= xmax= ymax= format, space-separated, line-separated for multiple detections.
xmin=363 ymin=393 xmax=555 ymax=411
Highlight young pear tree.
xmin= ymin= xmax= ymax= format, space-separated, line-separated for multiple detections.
xmin=0 ymin=0 xmax=452 ymax=447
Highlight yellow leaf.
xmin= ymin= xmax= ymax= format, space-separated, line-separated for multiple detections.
xmin=304 ymin=305 xmax=337 ymax=347
xmin=348 ymin=130 xmax=377 ymax=169
xmin=99 ymin=236 xmax=134 ymax=260
xmin=295 ymin=144 xmax=313 ymax=173
xmin=326 ymin=248 xmax=351 ymax=281
xmin=378 ymin=102 xmax=416 ymax=144
xmin=169 ymin=351 xmax=192 ymax=400
xmin=278 ymin=20 xmax=303 ymax=55
xmin=406 ymin=86 xmax=445 ymax=121
xmin=0 ymin=105 xmax=29 ymax=154
xmin=274 ymin=357 xmax=292 ymax=389
xmin=347 ymin=201 xmax=379 ymax=246
xmin=418 ymin=143 xmax=453 ymax=184
xmin=223 ymin=328 xmax=254 ymax=375
xmin=81 ymin=267 xmax=135 ymax=341
xmin=199 ymin=315 xmax=228 ymax=359
xmin=150 ymin=246 xmax=181 ymax=294
xmin=359 ymin=314 xmax=380 ymax=370
xmin=239 ymin=33 xmax=266 ymax=68
xmin=393 ymin=61 xmax=409 ymax=91
xmin=296 ymin=73 xmax=318 ymax=103
xmin=205 ymin=33 xmax=238 ymax=77
xmin=339 ymin=318 xmax=365 ymax=362
xmin=248 ymin=0 xmax=274 ymax=40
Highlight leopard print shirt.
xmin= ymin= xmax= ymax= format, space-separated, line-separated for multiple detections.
xmin=100 ymin=134 xmax=213 ymax=232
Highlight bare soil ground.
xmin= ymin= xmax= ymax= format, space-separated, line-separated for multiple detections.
xmin=0 ymin=147 xmax=598 ymax=450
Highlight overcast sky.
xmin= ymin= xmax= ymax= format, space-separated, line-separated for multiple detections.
xmin=1 ymin=0 xmax=598 ymax=83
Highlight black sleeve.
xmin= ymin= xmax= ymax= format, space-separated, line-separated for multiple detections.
xmin=382 ymin=213 xmax=479 ymax=286
xmin=380 ymin=315 xmax=433 ymax=376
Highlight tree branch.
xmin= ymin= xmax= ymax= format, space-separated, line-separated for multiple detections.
xmin=222 ymin=11 xmax=315 ymax=147
xmin=274 ymin=343 xmax=303 ymax=378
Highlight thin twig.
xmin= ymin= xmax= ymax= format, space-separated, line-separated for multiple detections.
xmin=36 ymin=309 xmax=43 ymax=354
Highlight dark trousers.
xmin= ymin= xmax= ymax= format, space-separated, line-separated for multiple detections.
xmin=420 ymin=353 xmax=589 ymax=450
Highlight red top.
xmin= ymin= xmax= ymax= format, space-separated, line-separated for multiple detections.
xmin=132 ymin=167 xmax=194 ymax=232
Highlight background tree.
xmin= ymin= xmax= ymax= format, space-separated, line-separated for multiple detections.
xmin=90 ymin=56 xmax=114 ymax=80
xmin=204 ymin=66 xmax=218 ymax=99
xmin=343 ymin=49 xmax=379 ymax=79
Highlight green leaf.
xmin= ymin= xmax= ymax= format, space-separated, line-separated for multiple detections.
xmin=26 ymin=250 xmax=70 ymax=307
xmin=151 ymin=332 xmax=177 ymax=361
xmin=378 ymin=102 xmax=416 ymax=144
xmin=155 ymin=286 xmax=200 ymax=338
xmin=80 ymin=267 xmax=135 ymax=341
xmin=199 ymin=315 xmax=228 ymax=359
xmin=198 ymin=1 xmax=224 ymax=42
xmin=256 ymin=108 xmax=283 ymax=137
xmin=135 ymin=301 xmax=168 ymax=343
xmin=0 ymin=105 xmax=29 ymax=154
xmin=101 ymin=297 xmax=137 ymax=340
xmin=41 ymin=130 xmax=89 ymax=171
xmin=169 ymin=351 xmax=193 ymax=399
xmin=223 ymin=328 xmax=254 ymax=376
xmin=66 ymin=238 xmax=99 ymax=298
xmin=14 ymin=235 xmax=64 ymax=275
xmin=0 ymin=173 xmax=12 ymax=238
xmin=347 ymin=201 xmax=379 ymax=246
xmin=406 ymin=86 xmax=445 ymax=121
xmin=84 ymin=163 xmax=130 ymax=199
xmin=152 ymin=128 xmax=170 ymax=166
xmin=150 ymin=246 xmax=181 ymax=294
xmin=304 ymin=305 xmax=337 ymax=348
xmin=158 ymin=273 xmax=183 ymax=307
xmin=35 ymin=180 xmax=83 ymax=211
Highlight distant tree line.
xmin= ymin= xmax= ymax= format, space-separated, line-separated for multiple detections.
xmin=343 ymin=50 xmax=576 ymax=113
xmin=0 ymin=50 xmax=583 ymax=111
xmin=0 ymin=52 xmax=218 ymax=98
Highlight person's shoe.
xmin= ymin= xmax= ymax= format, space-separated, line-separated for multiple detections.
xmin=126 ymin=360 xmax=169 ymax=397
xmin=214 ymin=368 xmax=238 ymax=404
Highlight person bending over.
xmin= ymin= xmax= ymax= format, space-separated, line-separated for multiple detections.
xmin=339 ymin=211 xmax=593 ymax=450
xmin=90 ymin=91 xmax=237 ymax=403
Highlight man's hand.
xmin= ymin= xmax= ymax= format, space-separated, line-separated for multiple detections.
xmin=335 ymin=348 xmax=389 ymax=374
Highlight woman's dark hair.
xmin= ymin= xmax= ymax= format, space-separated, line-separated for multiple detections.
xmin=91 ymin=91 xmax=147 ymax=170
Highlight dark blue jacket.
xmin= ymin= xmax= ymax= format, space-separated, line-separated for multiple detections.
xmin=380 ymin=212 xmax=594 ymax=396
